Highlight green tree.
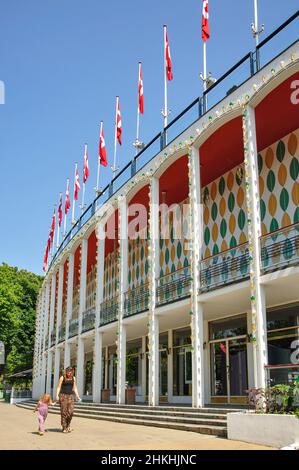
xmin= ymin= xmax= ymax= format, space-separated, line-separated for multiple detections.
xmin=0 ymin=263 xmax=43 ymax=378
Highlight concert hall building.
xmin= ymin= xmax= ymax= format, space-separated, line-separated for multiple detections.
xmin=32 ymin=15 xmax=299 ymax=407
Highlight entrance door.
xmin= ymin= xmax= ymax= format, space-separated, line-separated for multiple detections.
xmin=210 ymin=337 xmax=248 ymax=404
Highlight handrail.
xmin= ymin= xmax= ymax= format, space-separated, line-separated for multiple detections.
xmin=46 ymin=11 xmax=298 ymax=275
xmin=260 ymin=222 xmax=299 ymax=239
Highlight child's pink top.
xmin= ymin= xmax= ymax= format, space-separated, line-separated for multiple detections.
xmin=38 ymin=401 xmax=48 ymax=416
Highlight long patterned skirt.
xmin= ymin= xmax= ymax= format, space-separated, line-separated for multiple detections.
xmin=59 ymin=393 xmax=75 ymax=430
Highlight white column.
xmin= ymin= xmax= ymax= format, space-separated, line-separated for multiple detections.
xmin=189 ymin=145 xmax=205 ymax=408
xmin=46 ymin=351 xmax=53 ymax=394
xmin=76 ymin=337 xmax=85 ymax=397
xmin=40 ymin=353 xmax=47 ymax=396
xmin=79 ymin=239 xmax=88 ymax=334
xmin=64 ymin=342 xmax=71 ymax=369
xmin=56 ymin=264 xmax=64 ymax=343
xmin=141 ymin=336 xmax=147 ymax=401
xmin=93 ymin=331 xmax=103 ymax=402
xmin=167 ymin=330 xmax=173 ymax=403
xmin=65 ymin=252 xmax=74 ymax=339
xmin=116 ymin=197 xmax=128 ymax=404
xmin=53 ymin=346 xmax=61 ymax=396
xmin=148 ymin=177 xmax=160 ymax=406
xmin=242 ymin=105 xmax=268 ymax=390
xmin=48 ymin=273 xmax=57 ymax=348
xmin=104 ymin=346 xmax=109 ymax=389
xmin=95 ymin=222 xmax=105 ymax=327
xmin=43 ymin=282 xmax=50 ymax=351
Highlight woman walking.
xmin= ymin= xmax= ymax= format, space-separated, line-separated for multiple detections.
xmin=55 ymin=366 xmax=81 ymax=433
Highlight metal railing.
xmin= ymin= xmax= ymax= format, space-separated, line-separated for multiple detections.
xmin=124 ymin=283 xmax=150 ymax=317
xmin=99 ymin=297 xmax=119 ymax=326
xmin=82 ymin=308 xmax=96 ymax=332
xmin=68 ymin=318 xmax=79 ymax=338
xmin=58 ymin=325 xmax=65 ymax=343
xmin=200 ymin=243 xmax=250 ymax=292
xmin=156 ymin=266 xmax=191 ymax=306
xmin=260 ymin=223 xmax=299 ymax=274
xmin=46 ymin=12 xmax=298 ymax=274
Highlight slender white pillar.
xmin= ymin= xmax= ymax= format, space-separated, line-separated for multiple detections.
xmin=56 ymin=264 xmax=64 ymax=343
xmin=64 ymin=341 xmax=71 ymax=369
xmin=104 ymin=346 xmax=109 ymax=389
xmin=48 ymin=274 xmax=57 ymax=348
xmin=242 ymin=105 xmax=268 ymax=390
xmin=65 ymin=252 xmax=74 ymax=339
xmin=148 ymin=177 xmax=160 ymax=406
xmin=116 ymin=197 xmax=128 ymax=404
xmin=141 ymin=336 xmax=147 ymax=401
xmin=43 ymin=282 xmax=50 ymax=351
xmin=189 ymin=145 xmax=205 ymax=408
xmin=95 ymin=222 xmax=105 ymax=327
xmin=79 ymin=239 xmax=88 ymax=334
xmin=40 ymin=352 xmax=47 ymax=396
xmin=46 ymin=351 xmax=53 ymax=394
xmin=76 ymin=338 xmax=85 ymax=397
xmin=93 ymin=331 xmax=103 ymax=402
xmin=167 ymin=330 xmax=173 ymax=403
xmin=53 ymin=346 xmax=61 ymax=395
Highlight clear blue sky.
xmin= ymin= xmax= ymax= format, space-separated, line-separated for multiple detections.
xmin=0 ymin=0 xmax=298 ymax=275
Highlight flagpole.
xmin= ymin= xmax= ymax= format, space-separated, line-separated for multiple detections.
xmin=163 ymin=25 xmax=168 ymax=129
xmin=135 ymin=63 xmax=141 ymax=156
xmin=203 ymin=40 xmax=207 ymax=110
xmin=96 ymin=122 xmax=102 ymax=194
xmin=72 ymin=163 xmax=77 ymax=224
xmin=112 ymin=96 xmax=118 ymax=179
xmin=252 ymin=0 xmax=264 ymax=48
xmin=57 ymin=194 xmax=62 ymax=249
xmin=51 ymin=207 xmax=56 ymax=259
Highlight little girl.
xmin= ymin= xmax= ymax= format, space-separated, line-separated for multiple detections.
xmin=33 ymin=394 xmax=56 ymax=435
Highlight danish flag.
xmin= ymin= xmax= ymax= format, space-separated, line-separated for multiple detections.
xmin=74 ymin=163 xmax=80 ymax=200
xmin=165 ymin=27 xmax=173 ymax=81
xmin=83 ymin=144 xmax=89 ymax=184
xmin=58 ymin=193 xmax=63 ymax=227
xmin=202 ymin=0 xmax=210 ymax=42
xmin=65 ymin=178 xmax=71 ymax=215
xmin=116 ymin=96 xmax=122 ymax=145
xmin=138 ymin=62 xmax=144 ymax=114
xmin=49 ymin=209 xmax=56 ymax=244
xmin=99 ymin=122 xmax=108 ymax=166
xmin=43 ymin=245 xmax=49 ymax=272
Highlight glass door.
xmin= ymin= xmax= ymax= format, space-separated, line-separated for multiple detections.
xmin=210 ymin=336 xmax=248 ymax=403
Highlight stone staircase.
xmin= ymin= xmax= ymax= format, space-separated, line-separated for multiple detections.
xmin=16 ymin=400 xmax=244 ymax=438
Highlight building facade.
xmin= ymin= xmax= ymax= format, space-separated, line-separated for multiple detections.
xmin=33 ymin=30 xmax=299 ymax=407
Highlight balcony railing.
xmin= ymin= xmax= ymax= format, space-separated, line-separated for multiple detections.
xmin=124 ymin=284 xmax=150 ymax=317
xmin=58 ymin=325 xmax=65 ymax=343
xmin=100 ymin=297 xmax=118 ymax=326
xmin=82 ymin=308 xmax=96 ymax=332
xmin=50 ymin=331 xmax=56 ymax=347
xmin=200 ymin=243 xmax=250 ymax=292
xmin=156 ymin=266 xmax=191 ymax=306
xmin=46 ymin=12 xmax=299 ymax=275
xmin=261 ymin=223 xmax=299 ymax=274
xmin=68 ymin=318 xmax=79 ymax=338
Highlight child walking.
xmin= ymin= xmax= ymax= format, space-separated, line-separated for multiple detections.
xmin=33 ymin=394 xmax=56 ymax=435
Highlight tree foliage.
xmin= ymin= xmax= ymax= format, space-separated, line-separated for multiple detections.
xmin=0 ymin=263 xmax=43 ymax=376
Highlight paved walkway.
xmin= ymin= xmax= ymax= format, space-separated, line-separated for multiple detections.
xmin=0 ymin=402 xmax=276 ymax=450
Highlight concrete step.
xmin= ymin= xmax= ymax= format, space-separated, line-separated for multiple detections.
xmin=16 ymin=401 xmax=228 ymax=437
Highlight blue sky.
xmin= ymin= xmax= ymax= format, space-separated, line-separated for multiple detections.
xmin=0 ymin=0 xmax=298 ymax=275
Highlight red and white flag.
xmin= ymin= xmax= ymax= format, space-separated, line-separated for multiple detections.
xmin=202 ymin=0 xmax=210 ymax=42
xmin=116 ymin=96 xmax=122 ymax=145
xmin=49 ymin=209 xmax=56 ymax=245
xmin=65 ymin=178 xmax=71 ymax=215
xmin=83 ymin=144 xmax=89 ymax=184
xmin=74 ymin=163 xmax=80 ymax=200
xmin=58 ymin=193 xmax=63 ymax=227
xmin=138 ymin=62 xmax=144 ymax=114
xmin=165 ymin=27 xmax=173 ymax=81
xmin=99 ymin=122 xmax=108 ymax=166
xmin=43 ymin=245 xmax=49 ymax=272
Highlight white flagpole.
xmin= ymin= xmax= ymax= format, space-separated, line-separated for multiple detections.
xmin=112 ymin=96 xmax=118 ymax=179
xmin=57 ymin=194 xmax=61 ymax=249
xmin=64 ymin=178 xmax=69 ymax=236
xmin=254 ymin=0 xmax=259 ymax=46
xmin=163 ymin=25 xmax=168 ymax=129
xmin=135 ymin=63 xmax=141 ymax=156
xmin=203 ymin=40 xmax=208 ymax=110
xmin=72 ymin=163 xmax=77 ymax=224
xmin=96 ymin=122 xmax=102 ymax=194
xmin=81 ymin=144 xmax=87 ymax=214
xmin=51 ymin=207 xmax=56 ymax=259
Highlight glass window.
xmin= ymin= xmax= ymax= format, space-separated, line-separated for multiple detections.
xmin=209 ymin=315 xmax=247 ymax=340
xmin=267 ymin=304 xmax=299 ymax=331
xmin=173 ymin=327 xmax=191 ymax=347
xmin=173 ymin=346 xmax=192 ymax=396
